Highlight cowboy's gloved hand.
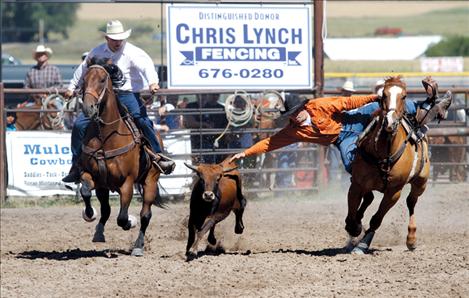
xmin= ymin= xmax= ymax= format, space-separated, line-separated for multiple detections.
xmin=422 ymin=76 xmax=438 ymax=100
xmin=229 ymin=152 xmax=245 ymax=163
xmin=64 ymin=90 xmax=74 ymax=100
xmin=290 ymin=109 xmax=309 ymax=125
xmin=149 ymin=83 xmax=160 ymax=94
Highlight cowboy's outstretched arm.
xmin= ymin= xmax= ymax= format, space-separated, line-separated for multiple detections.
xmin=229 ymin=126 xmax=301 ymax=163
xmin=342 ymin=94 xmax=379 ymax=111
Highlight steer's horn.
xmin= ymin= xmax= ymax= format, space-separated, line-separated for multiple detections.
xmin=184 ymin=162 xmax=199 ymax=172
xmin=223 ymin=166 xmax=238 ymax=173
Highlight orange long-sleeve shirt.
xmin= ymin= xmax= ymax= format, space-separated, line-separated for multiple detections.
xmin=244 ymin=94 xmax=378 ymax=157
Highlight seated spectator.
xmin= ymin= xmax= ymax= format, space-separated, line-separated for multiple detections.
xmin=6 ymin=112 xmax=16 ymax=131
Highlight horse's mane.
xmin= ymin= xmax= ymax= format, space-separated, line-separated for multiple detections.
xmin=384 ymin=75 xmax=406 ymax=89
xmin=88 ymin=57 xmax=125 ymax=88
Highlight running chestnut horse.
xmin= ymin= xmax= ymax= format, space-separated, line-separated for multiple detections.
xmin=78 ymin=57 xmax=164 ymax=256
xmin=345 ymin=76 xmax=430 ymax=254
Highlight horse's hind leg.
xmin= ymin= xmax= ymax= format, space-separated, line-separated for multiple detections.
xmin=131 ymin=181 xmax=158 ymax=257
xmin=352 ymin=189 xmax=402 ymax=255
xmin=93 ymin=188 xmax=110 ymax=243
xmin=406 ymin=180 xmax=426 ymax=250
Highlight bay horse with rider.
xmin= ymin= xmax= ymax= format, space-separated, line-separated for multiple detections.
xmin=76 ymin=58 xmax=166 ymax=256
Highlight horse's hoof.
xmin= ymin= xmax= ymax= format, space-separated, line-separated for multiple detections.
xmin=82 ymin=207 xmax=97 ymax=222
xmin=351 ymin=246 xmax=366 ymax=255
xmin=235 ymin=224 xmax=244 ymax=234
xmin=185 ymin=251 xmax=197 ymax=261
xmin=344 ymin=237 xmax=359 ymax=253
xmin=131 ymin=248 xmax=144 ymax=257
xmin=406 ymin=243 xmax=417 ymax=251
xmin=128 ymin=215 xmax=138 ymax=229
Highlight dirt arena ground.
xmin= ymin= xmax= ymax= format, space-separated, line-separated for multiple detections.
xmin=1 ymin=183 xmax=468 ymax=297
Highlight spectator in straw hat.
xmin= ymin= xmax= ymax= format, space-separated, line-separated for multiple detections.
xmin=24 ymin=44 xmax=62 ymax=103
xmin=341 ymin=80 xmax=355 ymax=97
xmin=62 ymin=20 xmax=174 ymax=183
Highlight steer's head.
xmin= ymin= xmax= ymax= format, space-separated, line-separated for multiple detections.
xmin=185 ymin=162 xmax=238 ymax=202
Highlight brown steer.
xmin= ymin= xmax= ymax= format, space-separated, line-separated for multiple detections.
xmin=184 ymin=159 xmax=247 ymax=261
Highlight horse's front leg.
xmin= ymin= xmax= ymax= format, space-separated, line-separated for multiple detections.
xmin=80 ymin=173 xmax=97 ymax=222
xmin=92 ymin=188 xmax=110 ymax=243
xmin=117 ymin=178 xmax=137 ymax=231
xmin=131 ymin=178 xmax=158 ymax=257
xmin=352 ymin=188 xmax=402 ymax=255
xmin=345 ymin=182 xmax=365 ymax=238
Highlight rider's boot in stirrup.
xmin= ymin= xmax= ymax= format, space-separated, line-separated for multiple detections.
xmin=146 ymin=149 xmax=175 ymax=175
xmin=62 ymin=163 xmax=81 ymax=183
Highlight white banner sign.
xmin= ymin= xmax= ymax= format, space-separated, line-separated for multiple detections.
xmin=420 ymin=57 xmax=464 ymax=72
xmin=166 ymin=4 xmax=313 ymax=89
xmin=6 ymin=131 xmax=193 ymax=198
xmin=6 ymin=131 xmax=75 ymax=196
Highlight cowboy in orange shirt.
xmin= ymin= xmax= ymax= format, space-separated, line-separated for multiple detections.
xmin=230 ymin=79 xmax=452 ymax=173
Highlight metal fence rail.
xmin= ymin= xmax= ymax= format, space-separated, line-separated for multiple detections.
xmin=1 ymin=85 xmax=468 ymax=200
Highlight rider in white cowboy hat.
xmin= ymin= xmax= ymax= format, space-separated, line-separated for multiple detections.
xmin=62 ymin=20 xmax=174 ymax=183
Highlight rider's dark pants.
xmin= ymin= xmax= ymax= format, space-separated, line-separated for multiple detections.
xmin=70 ymin=91 xmax=162 ymax=164
xmin=334 ymin=100 xmax=418 ymax=174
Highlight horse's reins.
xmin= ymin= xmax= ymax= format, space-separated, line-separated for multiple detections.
xmin=360 ymin=89 xmax=425 ymax=187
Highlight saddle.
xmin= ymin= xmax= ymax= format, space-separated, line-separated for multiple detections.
xmin=81 ymin=102 xmax=153 ymax=186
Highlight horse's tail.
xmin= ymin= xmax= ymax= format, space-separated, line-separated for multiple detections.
xmin=153 ymin=181 xmax=168 ymax=209
xmin=135 ymin=182 xmax=168 ymax=209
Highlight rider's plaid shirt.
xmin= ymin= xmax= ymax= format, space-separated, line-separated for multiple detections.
xmin=25 ymin=63 xmax=62 ymax=89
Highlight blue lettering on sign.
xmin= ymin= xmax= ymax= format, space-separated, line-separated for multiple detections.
xmin=24 ymin=144 xmax=70 ymax=155
xmin=195 ymin=47 xmax=286 ymax=61
xmin=243 ymin=25 xmax=302 ymax=45
xmin=30 ymin=158 xmax=72 ymax=166
xmin=176 ymin=23 xmax=236 ymax=44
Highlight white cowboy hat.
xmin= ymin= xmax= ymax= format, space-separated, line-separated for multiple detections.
xmin=341 ymin=80 xmax=355 ymax=92
xmin=34 ymin=45 xmax=53 ymax=57
xmin=104 ymin=20 xmax=131 ymax=40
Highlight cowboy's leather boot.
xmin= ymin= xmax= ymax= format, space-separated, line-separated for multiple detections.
xmin=146 ymin=149 xmax=175 ymax=175
xmin=422 ymin=76 xmax=439 ymax=100
xmin=417 ymin=90 xmax=453 ymax=126
xmin=62 ymin=163 xmax=81 ymax=183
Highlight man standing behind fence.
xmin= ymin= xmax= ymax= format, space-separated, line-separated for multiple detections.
xmin=62 ymin=20 xmax=175 ymax=183
xmin=24 ymin=45 xmax=62 ymax=103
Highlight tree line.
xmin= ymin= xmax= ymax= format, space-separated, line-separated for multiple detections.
xmin=1 ymin=3 xmax=79 ymax=42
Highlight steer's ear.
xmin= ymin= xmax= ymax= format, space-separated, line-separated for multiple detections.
xmin=184 ymin=162 xmax=199 ymax=173
xmin=222 ymin=166 xmax=238 ymax=173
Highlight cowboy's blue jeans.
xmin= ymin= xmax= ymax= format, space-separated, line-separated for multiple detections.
xmin=335 ymin=100 xmax=418 ymax=174
xmin=70 ymin=92 xmax=161 ymax=163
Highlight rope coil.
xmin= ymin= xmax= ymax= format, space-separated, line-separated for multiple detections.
xmin=214 ymin=90 xmax=254 ymax=148
xmin=42 ymin=93 xmax=65 ymax=130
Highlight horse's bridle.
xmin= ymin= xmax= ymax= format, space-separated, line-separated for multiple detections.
xmin=83 ymin=65 xmax=110 ymax=119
